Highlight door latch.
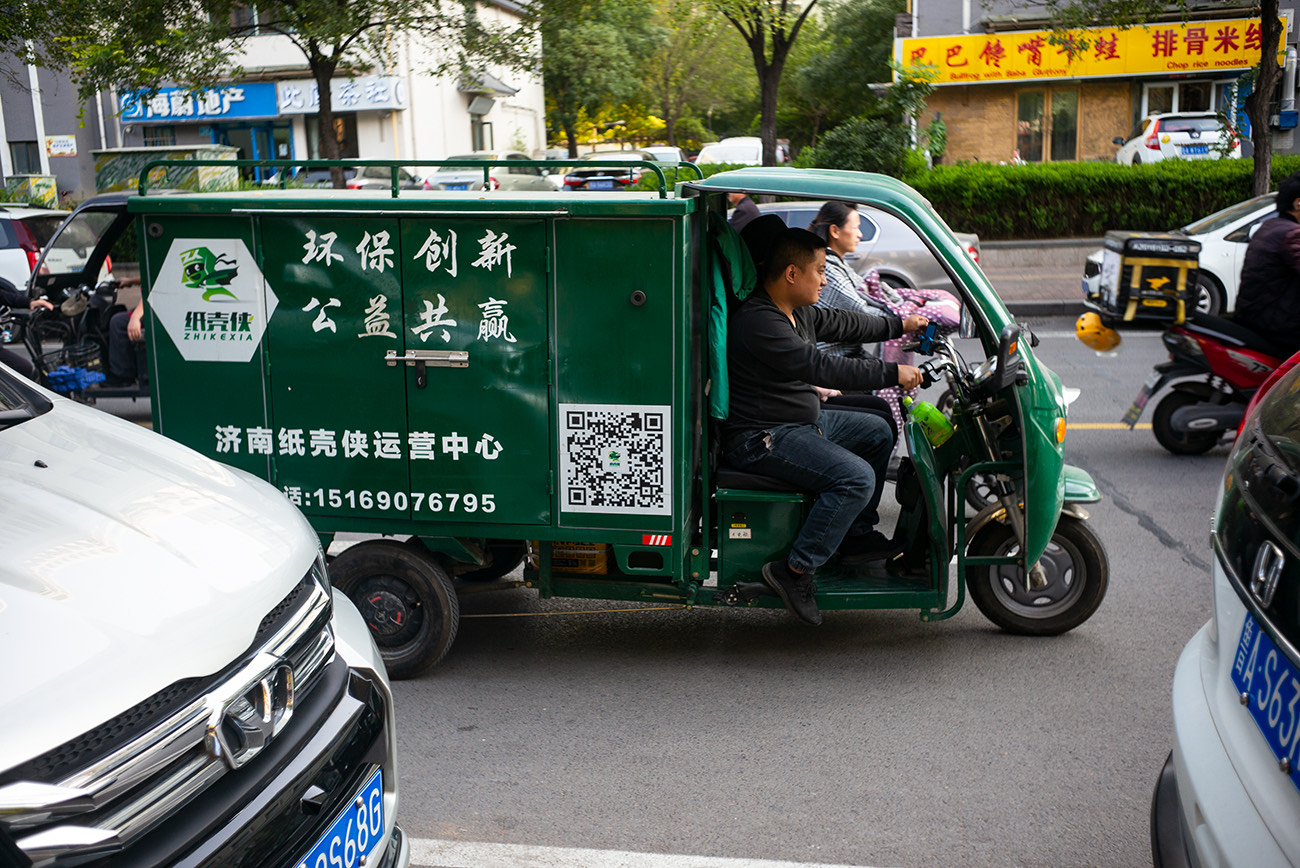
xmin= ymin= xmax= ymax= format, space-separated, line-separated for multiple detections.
xmin=385 ymin=349 xmax=469 ymax=388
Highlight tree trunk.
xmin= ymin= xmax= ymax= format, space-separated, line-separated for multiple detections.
xmin=310 ymin=51 xmax=343 ymax=188
xmin=759 ymin=64 xmax=781 ymax=165
xmin=1247 ymin=0 xmax=1283 ymax=196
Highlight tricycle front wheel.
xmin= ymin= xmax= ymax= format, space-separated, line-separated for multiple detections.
xmin=965 ymin=514 xmax=1107 ymax=635
xmin=331 ymin=539 xmax=459 ymax=678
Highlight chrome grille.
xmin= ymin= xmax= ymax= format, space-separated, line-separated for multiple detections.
xmin=0 ymin=560 xmax=335 ymax=866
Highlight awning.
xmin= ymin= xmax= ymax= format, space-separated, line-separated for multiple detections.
xmin=458 ymin=71 xmax=520 ymax=97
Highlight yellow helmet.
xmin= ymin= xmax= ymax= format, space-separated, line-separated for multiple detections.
xmin=1076 ymin=311 xmax=1120 ymax=352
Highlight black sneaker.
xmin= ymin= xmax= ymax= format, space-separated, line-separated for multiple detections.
xmin=837 ymin=530 xmax=906 ymax=564
xmin=761 ymin=561 xmax=822 ymax=626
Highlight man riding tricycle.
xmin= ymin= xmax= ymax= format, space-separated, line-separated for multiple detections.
xmin=32 ymin=159 xmax=1108 ymax=677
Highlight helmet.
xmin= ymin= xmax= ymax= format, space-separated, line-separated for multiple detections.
xmin=1076 ymin=311 xmax=1121 ymax=352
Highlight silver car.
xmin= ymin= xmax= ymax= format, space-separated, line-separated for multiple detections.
xmin=756 ymin=201 xmax=981 ymax=291
xmin=427 ymin=151 xmax=558 ymax=192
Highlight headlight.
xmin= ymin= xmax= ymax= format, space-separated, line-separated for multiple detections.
xmin=311 ymin=550 xmax=331 ymax=595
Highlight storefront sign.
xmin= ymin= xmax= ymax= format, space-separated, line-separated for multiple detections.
xmin=897 ymin=17 xmax=1287 ymax=85
xmin=275 ymin=76 xmax=407 ymax=114
xmin=119 ymin=83 xmax=279 ymax=123
xmin=45 ymin=135 xmax=77 ymax=157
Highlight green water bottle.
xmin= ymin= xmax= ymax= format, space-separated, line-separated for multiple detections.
xmin=902 ymin=396 xmax=955 ymax=447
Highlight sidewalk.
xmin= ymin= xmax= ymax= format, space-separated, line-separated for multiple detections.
xmin=979 ymin=238 xmax=1097 ymax=318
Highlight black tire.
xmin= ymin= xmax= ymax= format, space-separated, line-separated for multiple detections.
xmin=330 ymin=539 xmax=459 ymax=678
xmin=456 ymin=539 xmax=527 ymax=582
xmin=964 ymin=472 xmax=1000 ymax=512
xmin=966 ymin=513 xmax=1108 ymax=635
xmin=1152 ymin=390 xmax=1223 ymax=455
xmin=1192 ymin=274 xmax=1224 ymax=316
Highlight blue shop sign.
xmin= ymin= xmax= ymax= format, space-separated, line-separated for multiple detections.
xmin=120 ymin=83 xmax=279 ymax=123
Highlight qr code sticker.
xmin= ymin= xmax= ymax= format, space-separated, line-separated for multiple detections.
xmin=559 ymin=403 xmax=671 ymax=515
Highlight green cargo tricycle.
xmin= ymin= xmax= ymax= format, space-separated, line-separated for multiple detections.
xmin=33 ymin=159 xmax=1108 ymax=678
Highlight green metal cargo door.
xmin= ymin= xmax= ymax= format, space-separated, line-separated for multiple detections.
xmin=398 ymin=217 xmax=551 ymax=526
xmin=259 ymin=214 xmax=411 ymax=519
xmin=142 ymin=215 xmax=274 ymax=479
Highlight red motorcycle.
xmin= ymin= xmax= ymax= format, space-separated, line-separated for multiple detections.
xmin=1123 ymin=312 xmax=1286 ymax=454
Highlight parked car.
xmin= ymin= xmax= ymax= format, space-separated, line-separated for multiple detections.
xmin=347 ymin=165 xmax=427 ymax=190
xmin=756 ymin=201 xmax=981 ymax=291
xmin=0 ymin=205 xmax=74 ymax=291
xmin=1152 ymin=358 xmax=1300 ymax=867
xmin=1082 ymin=194 xmax=1275 ymax=315
xmin=562 ymin=150 xmax=660 ymax=191
xmin=426 ymin=152 xmax=558 ymax=192
xmin=0 ymin=369 xmax=409 ymax=867
xmin=642 ymin=145 xmax=685 ymax=164
xmin=1114 ymin=112 xmax=1241 ymax=165
xmin=696 ymin=136 xmax=789 ymax=166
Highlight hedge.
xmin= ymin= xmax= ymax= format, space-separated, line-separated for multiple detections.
xmin=908 ymin=156 xmax=1300 ymax=240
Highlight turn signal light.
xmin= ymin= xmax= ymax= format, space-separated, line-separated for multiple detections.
xmin=1056 ymin=417 xmax=1067 ymax=443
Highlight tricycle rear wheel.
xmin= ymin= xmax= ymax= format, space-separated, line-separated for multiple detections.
xmin=330 ymin=539 xmax=459 ymax=678
xmin=965 ymin=513 xmax=1107 ymax=635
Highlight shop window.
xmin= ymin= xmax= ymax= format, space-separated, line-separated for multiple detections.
xmin=1017 ymin=89 xmax=1077 ymax=162
xmin=143 ymin=126 xmax=176 ymax=147
xmin=9 ymin=141 xmax=40 ymax=174
xmin=472 ymin=117 xmax=493 ymax=152
xmin=1182 ymin=82 xmax=1212 ymax=112
xmin=1017 ymin=91 xmax=1045 ymax=161
xmin=1147 ymin=84 xmax=1175 ymax=115
xmin=305 ymin=113 xmax=359 ymax=159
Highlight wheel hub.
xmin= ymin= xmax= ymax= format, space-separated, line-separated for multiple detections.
xmin=356 ymin=576 xmax=423 ymax=644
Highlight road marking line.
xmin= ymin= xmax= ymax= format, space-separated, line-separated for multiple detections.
xmin=1070 ymin=422 xmax=1152 ymax=430
xmin=408 ymin=838 xmax=882 ymax=868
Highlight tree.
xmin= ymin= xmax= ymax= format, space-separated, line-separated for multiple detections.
xmin=787 ymin=0 xmax=903 ymax=141
xmin=541 ymin=0 xmax=664 ymax=156
xmin=1035 ymin=0 xmax=1284 ymax=195
xmin=19 ymin=0 xmax=534 ymax=184
xmin=644 ymin=0 xmax=734 ymax=146
xmin=714 ymin=0 xmax=820 ymax=165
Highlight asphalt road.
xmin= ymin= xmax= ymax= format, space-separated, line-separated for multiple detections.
xmin=381 ymin=319 xmax=1225 ymax=868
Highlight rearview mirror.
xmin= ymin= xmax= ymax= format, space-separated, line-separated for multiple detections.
xmin=959 ymin=303 xmax=977 ymax=339
xmin=1112 ymin=136 xmax=1125 ymax=145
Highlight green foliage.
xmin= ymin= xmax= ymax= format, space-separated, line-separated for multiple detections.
xmin=909 ymin=157 xmax=1300 ymax=240
xmin=796 ymin=116 xmax=914 ymax=177
xmin=543 ymin=0 xmax=666 ymax=154
xmin=624 ymin=162 xmax=752 ymax=192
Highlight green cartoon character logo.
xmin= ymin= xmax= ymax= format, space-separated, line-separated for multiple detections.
xmin=180 ymin=246 xmax=240 ymax=301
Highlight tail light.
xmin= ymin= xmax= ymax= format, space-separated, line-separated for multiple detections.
xmin=103 ymin=255 xmax=113 ymax=278
xmin=967 ymin=244 xmax=979 ymax=264
xmin=1145 ymin=120 xmax=1162 ymax=150
xmin=488 ymin=176 xmax=500 ymax=191
xmin=13 ymin=221 xmax=41 ymax=274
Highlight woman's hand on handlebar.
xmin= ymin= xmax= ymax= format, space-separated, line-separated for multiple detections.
xmin=897 ymin=364 xmax=924 ymax=390
xmin=902 ymin=314 xmax=929 ymax=333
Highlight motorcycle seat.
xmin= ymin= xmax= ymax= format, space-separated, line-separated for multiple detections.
xmin=715 ymin=464 xmax=807 ymax=494
xmin=1185 ymin=312 xmax=1288 ymax=361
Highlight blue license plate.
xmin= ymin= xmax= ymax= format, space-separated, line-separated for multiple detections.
xmin=589 ymin=179 xmax=615 ymax=190
xmin=445 ymin=183 xmax=468 ymax=191
xmin=1231 ymin=615 xmax=1300 ymax=791
xmin=295 ymin=768 xmax=384 ymax=868
xmin=1181 ymin=144 xmax=1209 ymax=155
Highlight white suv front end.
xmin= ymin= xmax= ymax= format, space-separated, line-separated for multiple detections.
xmin=0 ymin=369 xmax=409 ymax=868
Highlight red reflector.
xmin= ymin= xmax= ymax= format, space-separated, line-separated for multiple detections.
xmin=641 ymin=534 xmax=671 ymax=546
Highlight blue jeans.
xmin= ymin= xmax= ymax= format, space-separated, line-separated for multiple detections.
xmin=723 ymin=408 xmax=894 ymax=573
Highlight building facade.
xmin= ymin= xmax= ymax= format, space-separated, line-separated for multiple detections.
xmin=898 ymin=1 xmax=1298 ymax=164
xmin=0 ymin=0 xmax=544 ymax=201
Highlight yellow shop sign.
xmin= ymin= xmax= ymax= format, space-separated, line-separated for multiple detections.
xmin=896 ymin=17 xmax=1286 ymax=85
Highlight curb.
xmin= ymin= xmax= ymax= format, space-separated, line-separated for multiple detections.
xmin=1004 ymin=299 xmax=1087 ymax=318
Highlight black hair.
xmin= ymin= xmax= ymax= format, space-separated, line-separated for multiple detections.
xmin=807 ymin=201 xmax=857 ymax=244
xmin=740 ymin=213 xmax=788 ymax=272
xmin=764 ymin=228 xmax=827 ymax=283
xmin=1279 ymin=172 xmax=1300 ymax=214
